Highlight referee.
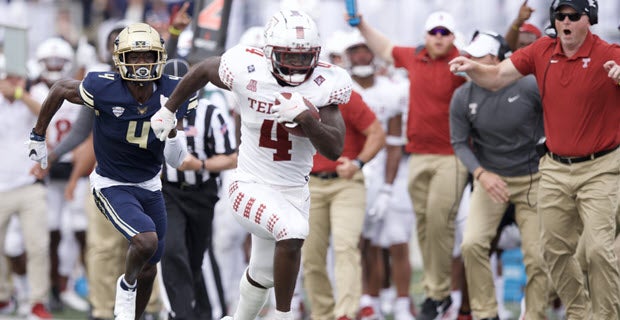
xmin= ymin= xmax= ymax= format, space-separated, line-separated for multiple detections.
xmin=160 ymin=59 xmax=238 ymax=320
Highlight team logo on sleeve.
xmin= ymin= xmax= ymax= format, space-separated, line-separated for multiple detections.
xmin=246 ymin=79 xmax=257 ymax=92
xmin=112 ymin=106 xmax=125 ymax=117
xmin=313 ymin=75 xmax=325 ymax=86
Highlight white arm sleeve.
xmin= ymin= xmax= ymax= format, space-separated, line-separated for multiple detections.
xmin=164 ymin=130 xmax=189 ymax=169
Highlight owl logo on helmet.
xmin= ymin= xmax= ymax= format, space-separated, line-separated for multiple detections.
xmin=35 ymin=38 xmax=75 ymax=83
xmin=113 ymin=23 xmax=167 ymax=81
xmin=263 ymin=10 xmax=321 ymax=86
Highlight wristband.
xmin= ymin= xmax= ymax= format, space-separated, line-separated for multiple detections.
xmin=168 ymin=26 xmax=182 ymax=36
xmin=201 ymin=159 xmax=206 ymax=171
xmin=353 ymin=158 xmax=365 ymax=169
xmin=14 ymin=87 xmax=23 ymax=100
xmin=30 ymin=128 xmax=46 ymax=141
xmin=511 ymin=24 xmax=520 ymax=31
xmin=475 ymin=169 xmax=486 ymax=180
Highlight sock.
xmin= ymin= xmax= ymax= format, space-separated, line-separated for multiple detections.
xmin=120 ymin=275 xmax=137 ymax=291
xmin=394 ymin=297 xmax=410 ymax=314
xmin=273 ymin=309 xmax=293 ymax=320
xmin=494 ymin=276 xmax=505 ymax=313
xmin=450 ymin=290 xmax=462 ymax=311
xmin=233 ymin=273 xmax=269 ymax=320
xmin=360 ymin=294 xmax=373 ymax=308
xmin=371 ymin=296 xmax=381 ymax=314
xmin=12 ymin=274 xmax=29 ymax=303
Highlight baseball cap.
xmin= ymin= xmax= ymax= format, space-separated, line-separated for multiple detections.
xmin=424 ymin=11 xmax=456 ymax=33
xmin=463 ymin=32 xmax=501 ymax=58
xmin=520 ymin=23 xmax=542 ymax=39
xmin=553 ymin=0 xmax=590 ymax=14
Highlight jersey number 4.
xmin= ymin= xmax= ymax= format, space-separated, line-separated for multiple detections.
xmin=126 ymin=121 xmax=151 ymax=149
xmin=259 ymin=120 xmax=292 ymax=161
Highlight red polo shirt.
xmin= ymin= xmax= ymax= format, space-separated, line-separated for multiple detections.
xmin=312 ymin=91 xmax=376 ymax=172
xmin=510 ymin=32 xmax=620 ymax=156
xmin=392 ymin=45 xmax=466 ymax=155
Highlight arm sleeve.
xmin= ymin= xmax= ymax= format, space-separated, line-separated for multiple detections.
xmin=52 ymin=107 xmax=95 ymax=158
xmin=449 ymin=85 xmax=480 ymax=174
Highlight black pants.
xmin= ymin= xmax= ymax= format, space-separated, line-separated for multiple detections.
xmin=160 ymin=180 xmax=225 ymax=320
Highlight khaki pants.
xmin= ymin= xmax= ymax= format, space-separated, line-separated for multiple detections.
xmin=461 ymin=174 xmax=547 ymax=319
xmin=302 ymin=172 xmax=366 ymax=320
xmin=0 ymin=183 xmax=50 ymax=305
xmin=539 ymin=149 xmax=620 ymax=320
xmin=407 ymin=154 xmax=467 ymax=300
xmin=86 ymin=191 xmax=161 ymax=319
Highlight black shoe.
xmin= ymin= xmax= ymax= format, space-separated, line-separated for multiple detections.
xmin=417 ymin=296 xmax=452 ymax=320
xmin=49 ymin=286 xmax=64 ymax=312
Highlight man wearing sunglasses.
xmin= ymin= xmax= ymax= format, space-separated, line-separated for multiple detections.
xmin=449 ymin=0 xmax=620 ymax=319
xmin=352 ymin=10 xmax=468 ymax=320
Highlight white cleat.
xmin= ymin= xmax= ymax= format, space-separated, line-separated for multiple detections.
xmin=61 ymin=289 xmax=90 ymax=312
xmin=114 ymin=275 xmax=137 ymax=320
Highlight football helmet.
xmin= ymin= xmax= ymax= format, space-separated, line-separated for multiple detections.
xmin=342 ymin=30 xmax=375 ymax=78
xmin=35 ymin=38 xmax=75 ymax=83
xmin=263 ymin=10 xmax=321 ymax=85
xmin=113 ymin=23 xmax=167 ymax=81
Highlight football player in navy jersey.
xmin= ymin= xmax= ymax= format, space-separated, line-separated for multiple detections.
xmin=27 ymin=23 xmax=197 ymax=320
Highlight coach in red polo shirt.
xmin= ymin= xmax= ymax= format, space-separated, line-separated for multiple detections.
xmin=450 ymin=0 xmax=620 ymax=319
xmin=354 ymin=12 xmax=468 ymax=319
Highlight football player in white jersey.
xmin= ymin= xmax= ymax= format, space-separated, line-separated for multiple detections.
xmin=152 ymin=9 xmax=352 ymax=320
xmin=341 ymin=31 xmax=415 ymax=320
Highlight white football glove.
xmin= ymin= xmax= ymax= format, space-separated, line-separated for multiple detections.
xmin=368 ymin=184 xmax=393 ymax=222
xmin=272 ymin=92 xmax=307 ymax=124
xmin=27 ymin=135 xmax=48 ymax=170
xmin=151 ymin=98 xmax=177 ymax=141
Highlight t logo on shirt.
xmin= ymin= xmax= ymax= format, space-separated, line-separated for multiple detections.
xmin=582 ymin=58 xmax=591 ymax=68
xmin=468 ymin=103 xmax=478 ymax=115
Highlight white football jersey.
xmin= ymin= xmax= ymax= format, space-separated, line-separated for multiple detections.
xmin=30 ymin=82 xmax=83 ymax=163
xmin=219 ymin=45 xmax=352 ymax=186
xmin=355 ymin=76 xmax=407 ymax=178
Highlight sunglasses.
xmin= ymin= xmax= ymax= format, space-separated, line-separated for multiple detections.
xmin=428 ymin=28 xmax=451 ymax=36
xmin=554 ymin=12 xmax=584 ymax=22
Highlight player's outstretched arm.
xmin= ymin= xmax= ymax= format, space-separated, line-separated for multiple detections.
xmin=30 ymin=79 xmax=82 ymax=168
xmin=153 ymin=56 xmax=226 ymax=140
xmin=33 ymin=79 xmax=82 ymax=136
xmin=164 ymin=56 xmax=226 ymax=113
xmin=301 ymin=104 xmax=345 ymax=161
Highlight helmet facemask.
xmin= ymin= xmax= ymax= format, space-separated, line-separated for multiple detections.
xmin=266 ymin=46 xmax=320 ymax=85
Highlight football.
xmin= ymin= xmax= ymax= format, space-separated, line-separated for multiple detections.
xmin=274 ymin=92 xmax=320 ymax=137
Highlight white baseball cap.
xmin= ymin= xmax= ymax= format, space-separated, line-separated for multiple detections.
xmin=463 ymin=33 xmax=501 ymax=58
xmin=424 ymin=11 xmax=456 ymax=33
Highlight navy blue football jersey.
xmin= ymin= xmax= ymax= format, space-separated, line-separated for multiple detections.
xmin=79 ymin=72 xmax=197 ymax=183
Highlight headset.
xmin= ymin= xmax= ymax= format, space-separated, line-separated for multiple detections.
xmin=471 ymin=30 xmax=512 ymax=61
xmin=549 ymin=0 xmax=598 ymax=27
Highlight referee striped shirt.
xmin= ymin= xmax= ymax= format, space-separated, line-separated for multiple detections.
xmin=162 ymin=99 xmax=236 ymax=185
